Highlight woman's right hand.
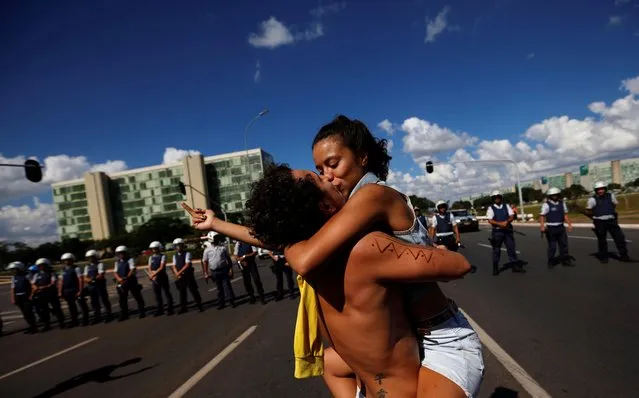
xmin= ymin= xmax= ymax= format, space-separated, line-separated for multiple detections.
xmin=191 ymin=208 xmax=218 ymax=231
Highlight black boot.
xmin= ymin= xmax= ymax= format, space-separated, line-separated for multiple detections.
xmin=492 ymin=265 xmax=499 ymax=276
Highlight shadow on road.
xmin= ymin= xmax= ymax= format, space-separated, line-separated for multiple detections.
xmin=32 ymin=357 xmax=155 ymax=398
xmin=489 ymin=386 xmax=519 ymax=397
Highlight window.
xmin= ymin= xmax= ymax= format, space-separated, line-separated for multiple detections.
xmin=134 ymin=192 xmax=141 ymax=199
xmin=70 ymin=192 xmax=86 ymax=201
xmin=139 ymin=182 xmax=147 ymax=189
xmin=163 ymin=203 xmax=178 ymax=212
xmin=78 ymin=224 xmax=91 ymax=232
xmin=128 ymin=176 xmax=136 ymax=183
xmin=72 ymin=208 xmax=88 ymax=216
xmin=77 ymin=216 xmax=90 ymax=224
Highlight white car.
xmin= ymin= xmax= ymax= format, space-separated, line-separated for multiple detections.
xmin=257 ymin=248 xmax=271 ymax=259
xmin=450 ymin=209 xmax=480 ymax=232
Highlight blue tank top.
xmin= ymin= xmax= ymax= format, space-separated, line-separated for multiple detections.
xmin=349 ymin=172 xmax=433 ymax=302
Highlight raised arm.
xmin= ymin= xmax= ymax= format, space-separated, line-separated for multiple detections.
xmin=188 ymin=207 xmax=267 ymax=248
xmin=284 ymin=184 xmax=397 ymax=277
xmin=351 ymin=231 xmax=471 ymax=282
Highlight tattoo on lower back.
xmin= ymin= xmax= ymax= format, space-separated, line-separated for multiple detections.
xmin=372 ymin=239 xmax=434 ymax=262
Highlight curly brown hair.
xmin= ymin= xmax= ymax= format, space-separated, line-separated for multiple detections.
xmin=245 ymin=164 xmax=329 ymax=249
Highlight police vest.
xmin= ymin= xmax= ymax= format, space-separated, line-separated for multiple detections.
xmin=545 ymin=200 xmax=565 ymax=225
xmin=62 ymin=267 xmax=79 ymax=291
xmin=435 ymin=213 xmax=454 ymax=235
xmin=36 ymin=271 xmax=53 ymax=287
xmin=491 ymin=205 xmax=512 ymax=230
xmin=13 ymin=274 xmax=31 ymax=295
xmin=116 ymin=259 xmax=131 ymax=279
xmin=86 ymin=264 xmax=99 ymax=280
xmin=237 ymin=243 xmax=255 ymax=265
xmin=150 ymin=254 xmax=165 ymax=272
xmin=592 ymin=193 xmax=615 ymax=218
xmin=174 ymin=252 xmax=189 ymax=271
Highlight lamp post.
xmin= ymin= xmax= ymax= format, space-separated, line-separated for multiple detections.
xmin=244 ymin=108 xmax=269 ymax=166
xmin=178 ymin=182 xmax=230 ymax=245
xmin=440 ymin=160 xmax=526 ymax=220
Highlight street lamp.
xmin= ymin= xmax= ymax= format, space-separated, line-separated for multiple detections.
xmin=427 ymin=159 xmax=526 ymax=220
xmin=244 ymin=108 xmax=269 ymax=165
xmin=178 ymin=181 xmax=231 ymax=246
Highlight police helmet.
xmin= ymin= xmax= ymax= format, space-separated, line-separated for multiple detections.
xmin=206 ymin=231 xmax=218 ymax=242
xmin=7 ymin=261 xmax=25 ymax=271
xmin=28 ymin=265 xmax=39 ymax=273
xmin=115 ymin=245 xmax=127 ymax=254
xmin=149 ymin=241 xmax=162 ymax=249
xmin=61 ymin=253 xmax=75 ymax=262
xmin=593 ymin=181 xmax=607 ymax=190
xmin=203 ymin=241 xmax=212 ymax=248
xmin=85 ymin=249 xmax=98 ymax=258
xmin=35 ymin=258 xmax=50 ymax=266
xmin=491 ymin=190 xmax=502 ymax=197
xmin=173 ymin=238 xmax=185 ymax=245
xmin=546 ymin=187 xmax=561 ymax=196
xmin=435 ymin=200 xmax=447 ymax=209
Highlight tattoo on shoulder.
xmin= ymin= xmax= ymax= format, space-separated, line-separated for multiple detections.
xmin=374 ymin=373 xmax=385 ymax=385
xmin=372 ymin=239 xmax=434 ymax=262
xmin=376 ymin=388 xmax=388 ymax=398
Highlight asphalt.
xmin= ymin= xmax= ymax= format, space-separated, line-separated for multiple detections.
xmin=0 ymin=226 xmax=636 ymax=398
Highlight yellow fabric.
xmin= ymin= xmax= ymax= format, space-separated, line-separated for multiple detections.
xmin=293 ymin=275 xmax=324 ymax=378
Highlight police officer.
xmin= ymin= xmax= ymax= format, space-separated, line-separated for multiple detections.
xmin=429 ymin=200 xmax=461 ymax=252
xmin=414 ymin=206 xmax=429 ymax=229
xmin=32 ymin=258 xmax=66 ymax=330
xmin=113 ymin=246 xmax=146 ymax=321
xmin=234 ymin=240 xmax=266 ymax=305
xmin=59 ymin=253 xmax=90 ymax=327
xmin=487 ymin=191 xmax=525 ymax=275
xmin=172 ymin=238 xmax=203 ymax=313
xmin=540 ymin=187 xmax=575 ymax=268
xmin=202 ymin=232 xmax=236 ymax=309
xmin=148 ymin=241 xmax=174 ymax=316
xmin=84 ymin=250 xmax=113 ymax=323
xmin=267 ymin=249 xmax=295 ymax=301
xmin=8 ymin=261 xmax=38 ymax=334
xmin=585 ymin=181 xmax=631 ymax=263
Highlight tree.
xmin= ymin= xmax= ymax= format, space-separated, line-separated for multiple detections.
xmin=561 ymin=184 xmax=588 ymax=200
xmin=607 ymin=183 xmax=622 ymax=191
xmin=409 ymin=195 xmax=435 ymax=210
xmin=133 ymin=216 xmax=195 ymax=250
xmin=451 ymin=201 xmax=472 ymax=209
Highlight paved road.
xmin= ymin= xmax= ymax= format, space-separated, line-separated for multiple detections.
xmin=0 ymin=226 xmax=636 ymax=397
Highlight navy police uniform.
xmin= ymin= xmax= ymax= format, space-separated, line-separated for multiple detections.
xmin=235 ymin=242 xmax=265 ymax=304
xmin=11 ymin=272 xmax=37 ymax=333
xmin=173 ymin=252 xmax=203 ymax=313
xmin=587 ymin=193 xmax=629 ymax=262
xmin=270 ymin=251 xmax=295 ymax=300
xmin=84 ymin=262 xmax=112 ymax=323
xmin=203 ymin=244 xmax=236 ymax=309
xmin=148 ymin=254 xmax=174 ymax=315
xmin=432 ymin=212 xmax=458 ymax=252
xmin=541 ymin=200 xmax=572 ymax=267
xmin=114 ymin=258 xmax=146 ymax=320
xmin=488 ymin=204 xmax=524 ymax=275
xmin=60 ymin=266 xmax=90 ymax=326
xmin=34 ymin=269 xmax=65 ymax=329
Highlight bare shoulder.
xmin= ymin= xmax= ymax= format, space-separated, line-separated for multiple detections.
xmin=350 ymin=231 xmax=440 ymax=260
xmin=351 ymin=183 xmax=398 ymax=202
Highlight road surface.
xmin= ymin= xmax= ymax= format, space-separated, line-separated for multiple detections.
xmin=0 ymin=226 xmax=636 ymax=397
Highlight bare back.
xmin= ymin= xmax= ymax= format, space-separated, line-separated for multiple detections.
xmin=313 ymin=235 xmax=422 ymax=396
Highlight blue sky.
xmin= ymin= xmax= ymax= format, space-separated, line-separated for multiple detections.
xmin=1 ymin=0 xmax=638 ymax=244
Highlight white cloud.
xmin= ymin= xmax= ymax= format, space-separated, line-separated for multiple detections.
xmin=621 ymin=76 xmax=639 ymax=95
xmin=401 ymin=117 xmax=478 ymax=161
xmin=386 ymin=139 xmax=394 ymax=152
xmin=254 ymin=60 xmax=261 ymax=83
xmin=526 ymin=52 xmax=535 ymax=60
xmin=378 ymin=119 xmax=396 ymax=135
xmin=383 ymin=74 xmax=639 ymax=200
xmin=425 ymin=6 xmax=451 ymax=43
xmin=609 ymin=15 xmax=624 ymax=26
xmin=163 ymin=147 xmax=201 ymax=164
xmin=248 ymin=16 xmax=324 ymax=49
xmin=0 ymin=153 xmax=127 ymax=203
xmin=0 ymin=198 xmax=58 ymax=246
xmin=310 ymin=2 xmax=347 ymax=18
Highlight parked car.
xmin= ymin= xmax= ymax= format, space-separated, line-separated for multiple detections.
xmin=450 ymin=209 xmax=480 ymax=232
xmin=257 ymin=247 xmax=271 ymax=259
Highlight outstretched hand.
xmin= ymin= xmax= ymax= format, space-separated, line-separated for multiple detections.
xmin=181 ymin=203 xmax=218 ymax=231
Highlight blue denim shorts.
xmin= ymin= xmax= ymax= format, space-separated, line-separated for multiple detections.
xmin=417 ymin=311 xmax=485 ymax=397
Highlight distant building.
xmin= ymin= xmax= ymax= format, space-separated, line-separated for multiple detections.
xmin=51 ymin=149 xmax=274 ymax=241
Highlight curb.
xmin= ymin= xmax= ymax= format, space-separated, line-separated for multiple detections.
xmin=510 ymin=223 xmax=639 ymax=230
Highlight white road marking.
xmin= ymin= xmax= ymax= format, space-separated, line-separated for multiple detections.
xmin=569 ymin=236 xmax=631 ymax=243
xmin=461 ymin=309 xmax=552 ymax=398
xmin=1 ymin=310 xmax=20 ymax=316
xmin=3 ymin=320 xmax=16 ymax=326
xmin=477 ymin=243 xmax=521 ymax=254
xmin=0 ymin=337 xmax=99 ymax=381
xmin=207 ymin=276 xmax=243 ymax=292
xmin=1 ymin=315 xmax=24 ymax=321
xmin=168 ymin=325 xmax=257 ymax=398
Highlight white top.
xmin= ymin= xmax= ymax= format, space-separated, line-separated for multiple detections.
xmin=234 ymin=242 xmax=257 ymax=256
xmin=486 ymin=204 xmax=514 ymax=220
xmin=430 ymin=213 xmax=455 ymax=227
xmin=83 ymin=263 xmax=105 ymax=276
xmin=540 ymin=200 xmax=569 ymax=226
xmin=203 ymin=246 xmax=232 ymax=270
xmin=586 ymin=193 xmax=618 ymax=209
xmin=172 ymin=252 xmax=192 ymax=265
xmin=112 ymin=258 xmax=136 ymax=273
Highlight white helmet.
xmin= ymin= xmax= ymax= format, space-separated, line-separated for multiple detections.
xmin=206 ymin=231 xmax=218 ymax=242
xmin=203 ymin=241 xmax=212 ymax=248
xmin=593 ymin=181 xmax=607 ymax=190
xmin=61 ymin=253 xmax=75 ymax=261
xmin=546 ymin=187 xmax=561 ymax=196
xmin=173 ymin=238 xmax=185 ymax=245
xmin=36 ymin=258 xmax=50 ymax=266
xmin=85 ymin=249 xmax=98 ymax=258
xmin=491 ymin=190 xmax=502 ymax=197
xmin=149 ymin=241 xmax=162 ymax=249
xmin=115 ymin=245 xmax=127 ymax=254
xmin=7 ymin=261 xmax=25 ymax=271
xmin=435 ymin=200 xmax=447 ymax=208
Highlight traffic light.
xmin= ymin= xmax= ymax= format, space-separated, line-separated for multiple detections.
xmin=425 ymin=161 xmax=434 ymax=174
xmin=24 ymin=160 xmax=42 ymax=183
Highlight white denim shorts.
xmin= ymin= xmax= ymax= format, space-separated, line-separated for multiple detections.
xmin=417 ymin=311 xmax=485 ymax=397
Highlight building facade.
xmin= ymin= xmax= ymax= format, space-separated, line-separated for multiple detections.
xmin=51 ymin=149 xmax=274 ymax=241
